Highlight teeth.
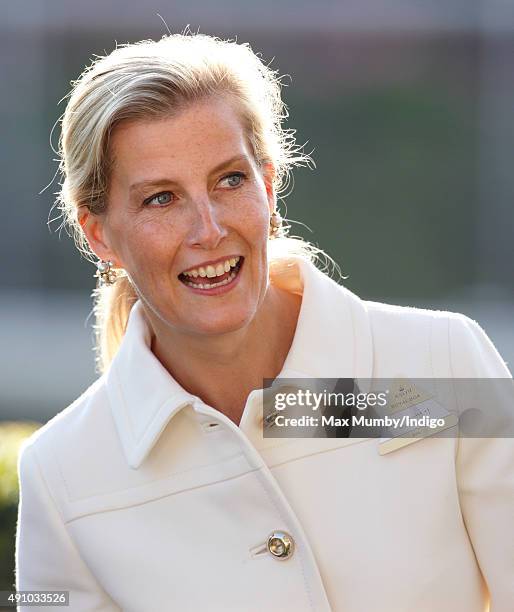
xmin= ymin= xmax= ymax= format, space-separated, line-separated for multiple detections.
xmin=183 ymin=256 xmax=240 ymax=278
xmin=184 ymin=270 xmax=237 ymax=290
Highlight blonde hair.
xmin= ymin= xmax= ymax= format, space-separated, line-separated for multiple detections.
xmin=56 ymin=32 xmax=337 ymax=372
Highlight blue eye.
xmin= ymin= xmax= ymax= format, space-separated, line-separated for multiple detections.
xmin=144 ymin=191 xmax=173 ymax=207
xmin=221 ymin=172 xmax=246 ymax=188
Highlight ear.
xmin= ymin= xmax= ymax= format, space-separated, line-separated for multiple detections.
xmin=261 ymin=162 xmax=276 ymax=214
xmin=78 ymin=208 xmax=121 ymax=266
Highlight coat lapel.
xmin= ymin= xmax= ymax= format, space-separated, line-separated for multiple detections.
xmin=106 ymin=301 xmax=198 ymax=469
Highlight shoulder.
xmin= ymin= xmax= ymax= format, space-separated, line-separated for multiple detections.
xmin=364 ymin=297 xmax=444 ymax=330
xmin=20 ymin=375 xmax=110 ymax=459
xmin=355 ymin=295 xmax=510 ymax=378
xmin=363 ymin=297 xmax=462 ymax=344
xmin=17 ymin=374 xmax=117 ymax=515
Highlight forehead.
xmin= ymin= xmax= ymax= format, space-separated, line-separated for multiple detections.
xmin=109 ymin=97 xmax=252 ymax=180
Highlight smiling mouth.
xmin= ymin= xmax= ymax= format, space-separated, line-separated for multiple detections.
xmin=178 ymin=257 xmax=244 ymax=289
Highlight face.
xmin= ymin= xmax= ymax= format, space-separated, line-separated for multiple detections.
xmin=81 ymin=97 xmax=276 ymax=338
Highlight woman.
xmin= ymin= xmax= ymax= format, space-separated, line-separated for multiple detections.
xmin=16 ymin=33 xmax=513 ymax=611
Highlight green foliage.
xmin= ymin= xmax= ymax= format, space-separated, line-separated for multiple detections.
xmin=0 ymin=422 xmax=41 ymax=506
xmin=0 ymin=421 xmax=41 ymax=591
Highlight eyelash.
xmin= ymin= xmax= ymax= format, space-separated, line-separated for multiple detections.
xmin=142 ymin=171 xmax=247 ymax=207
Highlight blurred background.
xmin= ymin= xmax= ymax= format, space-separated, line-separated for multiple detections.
xmin=1 ymin=0 xmax=513 ymax=593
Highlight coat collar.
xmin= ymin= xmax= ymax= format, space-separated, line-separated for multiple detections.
xmin=107 ymin=256 xmax=373 ymax=469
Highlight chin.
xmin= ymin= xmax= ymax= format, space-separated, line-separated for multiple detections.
xmin=187 ymin=308 xmax=255 ymax=336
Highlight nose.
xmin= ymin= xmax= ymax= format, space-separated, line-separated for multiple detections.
xmin=186 ymin=198 xmax=228 ymax=250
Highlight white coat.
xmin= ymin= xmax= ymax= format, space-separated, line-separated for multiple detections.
xmin=15 ymin=256 xmax=514 ymax=611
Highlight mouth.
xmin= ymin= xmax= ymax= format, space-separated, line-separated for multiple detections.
xmin=178 ymin=256 xmax=244 ymax=293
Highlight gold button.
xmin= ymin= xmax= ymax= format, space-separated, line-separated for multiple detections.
xmin=267 ymin=530 xmax=295 ymax=560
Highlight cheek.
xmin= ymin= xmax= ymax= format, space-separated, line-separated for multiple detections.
xmin=240 ymin=210 xmax=269 ymax=237
xmin=114 ymin=220 xmax=178 ymax=270
xmin=231 ymin=191 xmax=270 ymax=235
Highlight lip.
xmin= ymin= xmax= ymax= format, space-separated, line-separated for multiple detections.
xmin=181 ymin=257 xmax=244 ymax=297
xmin=180 ymin=254 xmax=243 ymax=276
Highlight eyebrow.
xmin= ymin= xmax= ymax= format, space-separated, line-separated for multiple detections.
xmin=128 ymin=154 xmax=252 ymax=194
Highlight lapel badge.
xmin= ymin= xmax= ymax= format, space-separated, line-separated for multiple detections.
xmin=378 ymin=377 xmax=458 ymax=456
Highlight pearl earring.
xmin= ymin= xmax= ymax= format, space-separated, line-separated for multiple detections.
xmin=95 ymin=260 xmax=118 ymax=286
xmin=269 ymin=211 xmax=283 ymax=238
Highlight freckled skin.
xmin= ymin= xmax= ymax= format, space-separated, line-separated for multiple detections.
xmin=84 ymin=97 xmax=276 ymax=338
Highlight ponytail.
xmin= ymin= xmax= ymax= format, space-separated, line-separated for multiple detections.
xmin=93 ymin=275 xmax=138 ymax=373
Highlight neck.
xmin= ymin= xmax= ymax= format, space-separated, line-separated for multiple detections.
xmin=146 ymin=285 xmax=302 ymax=426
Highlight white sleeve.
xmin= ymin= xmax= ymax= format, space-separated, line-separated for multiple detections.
xmin=448 ymin=313 xmax=514 ymax=612
xmin=16 ymin=444 xmax=121 ymax=611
